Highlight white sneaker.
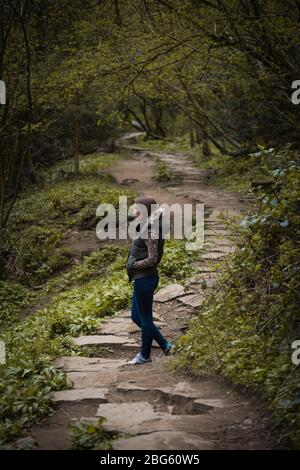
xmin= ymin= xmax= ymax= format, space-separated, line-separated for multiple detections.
xmin=128 ymin=353 xmax=152 ymax=364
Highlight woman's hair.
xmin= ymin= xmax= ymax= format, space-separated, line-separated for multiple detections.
xmin=134 ymin=196 xmax=158 ymax=218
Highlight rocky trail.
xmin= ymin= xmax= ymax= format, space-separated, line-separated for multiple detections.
xmin=31 ymin=142 xmax=275 ymax=450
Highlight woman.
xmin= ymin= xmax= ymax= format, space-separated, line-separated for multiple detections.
xmin=126 ymin=196 xmax=173 ymax=364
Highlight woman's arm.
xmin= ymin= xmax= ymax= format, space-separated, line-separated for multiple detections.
xmin=132 ymin=237 xmax=159 ymax=269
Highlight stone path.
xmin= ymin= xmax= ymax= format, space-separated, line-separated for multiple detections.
xmin=30 ymin=144 xmax=274 ymax=450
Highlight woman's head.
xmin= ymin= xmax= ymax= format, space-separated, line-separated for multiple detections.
xmin=133 ymin=196 xmax=158 ymax=219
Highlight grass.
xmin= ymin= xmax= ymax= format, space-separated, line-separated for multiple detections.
xmin=2 ymin=152 xmax=136 ymax=288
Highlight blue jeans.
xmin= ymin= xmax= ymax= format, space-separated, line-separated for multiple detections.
xmin=131 ymin=274 xmax=168 ymax=359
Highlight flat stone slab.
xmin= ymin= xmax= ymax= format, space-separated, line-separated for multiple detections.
xmin=194 ymin=399 xmax=225 ymax=409
xmin=67 ymin=371 xmax=119 ymax=389
xmin=115 ymin=381 xmax=221 ymax=413
xmin=151 ymin=313 xmax=167 ymax=323
xmin=115 ymin=381 xmax=210 ymax=404
xmin=100 ymin=322 xmax=131 ymax=336
xmin=102 ymin=316 xmax=130 ymax=324
xmin=72 ymin=335 xmax=139 ymax=347
xmin=117 ymin=380 xmax=200 ymax=396
xmin=177 ymin=293 xmax=206 ymax=308
xmin=114 ymin=310 xmax=167 ymax=323
xmin=126 ymin=323 xmax=163 ymax=334
xmin=100 ymin=321 xmax=165 ymax=335
xmin=125 ymin=324 xmax=141 ymax=334
xmin=96 ymin=401 xmax=214 ymax=434
xmin=204 ymin=244 xmax=235 ymax=254
xmin=96 ymin=401 xmax=156 ymax=430
xmin=154 ymin=284 xmax=185 ymax=302
xmin=113 ymin=431 xmax=216 ymax=450
xmin=201 ymin=252 xmax=226 ymax=260
xmin=205 ymin=238 xmax=232 ymax=245
xmin=185 ymin=276 xmax=218 ymax=289
xmin=55 ymin=357 xmax=127 ymax=372
xmin=205 ymin=229 xmax=228 ymax=236
xmin=51 ymin=388 xmax=109 ymax=403
xmin=195 ymin=265 xmax=219 ymax=273
xmin=117 ymin=310 xmax=131 ymax=318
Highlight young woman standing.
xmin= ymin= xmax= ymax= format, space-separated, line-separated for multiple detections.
xmin=126 ymin=196 xmax=173 ymax=364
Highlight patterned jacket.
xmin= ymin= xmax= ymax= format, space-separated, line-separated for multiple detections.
xmin=126 ymin=206 xmax=166 ymax=282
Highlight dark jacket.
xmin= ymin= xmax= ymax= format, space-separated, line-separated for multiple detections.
xmin=126 ymin=206 xmax=165 ymax=282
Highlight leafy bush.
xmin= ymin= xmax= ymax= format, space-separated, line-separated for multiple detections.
xmin=0 ymin=250 xmax=131 ymax=445
xmin=44 ymin=246 xmax=124 ymax=294
xmin=70 ymin=417 xmax=116 ymax=450
xmin=155 ymin=160 xmax=176 ymax=182
xmin=3 ymin=153 xmax=135 ymax=284
xmin=159 ymin=239 xmax=197 ymax=282
xmin=0 ymin=281 xmax=34 ymax=326
xmin=38 ymin=152 xmax=121 ymax=184
xmin=173 ymin=148 xmax=300 ymax=447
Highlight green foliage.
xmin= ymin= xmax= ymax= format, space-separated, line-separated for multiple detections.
xmin=0 ymin=249 xmax=130 ymax=445
xmin=155 ymin=160 xmax=176 ymax=182
xmin=0 ymin=282 xmax=35 ymax=326
xmin=191 ymin=150 xmax=266 ymax=192
xmin=0 ymin=234 xmax=194 ymax=445
xmin=44 ymin=246 xmax=124 ymax=294
xmin=138 ymin=135 xmax=269 ymax=192
xmin=173 ymin=149 xmax=300 ymax=447
xmin=3 ymin=152 xmax=135 ymax=284
xmin=138 ymin=136 xmax=193 ymax=154
xmin=2 ymin=0 xmax=300 ymax=450
xmin=38 ymin=153 xmax=120 ymax=184
xmin=70 ymin=417 xmax=116 ymax=450
xmin=46 ymin=274 xmax=131 ymax=339
xmin=2 ymin=0 xmax=300 ymax=267
xmin=159 ymin=239 xmax=197 ymax=282
xmin=0 ymin=356 xmax=69 ymax=443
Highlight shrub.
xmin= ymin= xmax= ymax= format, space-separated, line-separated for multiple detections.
xmin=173 ymin=148 xmax=300 ymax=447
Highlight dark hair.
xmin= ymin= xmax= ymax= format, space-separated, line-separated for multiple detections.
xmin=134 ymin=196 xmax=158 ymax=218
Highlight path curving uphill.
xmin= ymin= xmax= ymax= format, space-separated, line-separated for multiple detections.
xmin=31 ymin=145 xmax=274 ymax=450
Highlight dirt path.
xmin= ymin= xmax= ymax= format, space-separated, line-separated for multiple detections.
xmin=31 ymin=146 xmax=275 ymax=450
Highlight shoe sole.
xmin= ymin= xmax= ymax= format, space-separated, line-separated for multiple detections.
xmin=129 ymin=361 xmax=152 ymax=364
xmin=128 ymin=359 xmax=152 ymax=364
